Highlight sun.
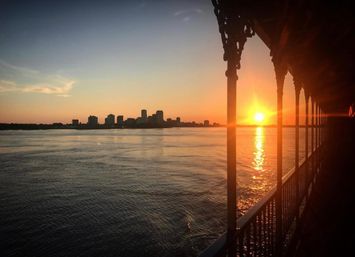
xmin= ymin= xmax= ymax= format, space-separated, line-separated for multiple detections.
xmin=254 ymin=112 xmax=265 ymax=124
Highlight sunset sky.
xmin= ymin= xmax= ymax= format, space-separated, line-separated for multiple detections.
xmin=0 ymin=0 xmax=306 ymax=125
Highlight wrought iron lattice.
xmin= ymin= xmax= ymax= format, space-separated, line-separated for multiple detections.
xmin=211 ymin=0 xmax=254 ymax=75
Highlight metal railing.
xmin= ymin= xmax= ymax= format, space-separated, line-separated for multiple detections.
xmin=199 ymin=145 xmax=323 ymax=257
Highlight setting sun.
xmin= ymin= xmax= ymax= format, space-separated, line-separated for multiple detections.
xmin=241 ymin=98 xmax=274 ymax=126
xmin=254 ymin=112 xmax=265 ymax=123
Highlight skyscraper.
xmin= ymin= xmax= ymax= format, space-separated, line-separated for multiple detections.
xmin=141 ymin=109 xmax=147 ymax=119
xmin=141 ymin=109 xmax=148 ymax=123
xmin=117 ymin=115 xmax=124 ymax=127
xmin=156 ymin=110 xmax=164 ymax=125
xmin=87 ymin=115 xmax=98 ymax=127
xmin=72 ymin=119 xmax=79 ymax=127
xmin=105 ymin=114 xmax=115 ymax=128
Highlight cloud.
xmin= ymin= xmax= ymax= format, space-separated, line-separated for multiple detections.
xmin=173 ymin=8 xmax=204 ymax=17
xmin=0 ymin=60 xmax=75 ymax=97
xmin=173 ymin=8 xmax=204 ymax=23
xmin=183 ymin=17 xmax=191 ymax=22
xmin=0 ymin=80 xmax=19 ymax=93
xmin=0 ymin=60 xmax=39 ymax=76
xmin=23 ymin=81 xmax=74 ymax=95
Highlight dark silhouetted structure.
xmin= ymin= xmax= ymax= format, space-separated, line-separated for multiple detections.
xmin=199 ymin=1 xmax=355 ymax=257
xmin=72 ymin=119 xmax=79 ymax=127
xmin=87 ymin=115 xmax=98 ymax=128
xmin=117 ymin=115 xmax=124 ymax=128
xmin=156 ymin=110 xmax=164 ymax=125
xmin=104 ymin=114 xmax=115 ymax=128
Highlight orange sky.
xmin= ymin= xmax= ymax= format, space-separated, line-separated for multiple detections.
xmin=0 ymin=2 xmax=306 ymax=125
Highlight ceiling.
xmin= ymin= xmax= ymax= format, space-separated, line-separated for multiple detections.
xmin=227 ymin=0 xmax=354 ymax=113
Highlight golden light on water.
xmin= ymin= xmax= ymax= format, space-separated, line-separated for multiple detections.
xmin=253 ymin=127 xmax=265 ymax=172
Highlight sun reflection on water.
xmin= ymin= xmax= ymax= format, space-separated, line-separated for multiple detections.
xmin=253 ymin=126 xmax=265 ymax=172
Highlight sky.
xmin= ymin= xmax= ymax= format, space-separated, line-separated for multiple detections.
xmin=0 ymin=0 xmax=305 ymax=125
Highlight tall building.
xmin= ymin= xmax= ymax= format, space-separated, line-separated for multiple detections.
xmin=125 ymin=118 xmax=136 ymax=127
xmin=156 ymin=110 xmax=164 ymax=125
xmin=87 ymin=115 xmax=98 ymax=127
xmin=139 ymin=109 xmax=148 ymax=124
xmin=141 ymin=109 xmax=147 ymax=119
xmin=105 ymin=114 xmax=115 ymax=128
xmin=204 ymin=120 xmax=210 ymax=127
xmin=176 ymin=117 xmax=181 ymax=125
xmin=72 ymin=119 xmax=79 ymax=127
xmin=117 ymin=115 xmax=124 ymax=127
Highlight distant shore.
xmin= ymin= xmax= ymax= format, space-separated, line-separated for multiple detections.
xmin=0 ymin=123 xmax=308 ymax=130
xmin=0 ymin=123 xmax=222 ymax=130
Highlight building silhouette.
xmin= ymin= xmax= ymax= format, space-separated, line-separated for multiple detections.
xmin=125 ymin=118 xmax=135 ymax=127
xmin=72 ymin=119 xmax=79 ymax=127
xmin=156 ymin=110 xmax=164 ymax=125
xmin=87 ymin=115 xmax=98 ymax=128
xmin=105 ymin=114 xmax=115 ymax=128
xmin=68 ymin=110 xmax=212 ymax=129
xmin=141 ymin=109 xmax=148 ymax=123
xmin=117 ymin=115 xmax=124 ymax=128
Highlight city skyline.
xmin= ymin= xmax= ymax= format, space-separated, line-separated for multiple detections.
xmin=76 ymin=108 xmax=219 ymax=128
xmin=0 ymin=108 xmax=220 ymax=130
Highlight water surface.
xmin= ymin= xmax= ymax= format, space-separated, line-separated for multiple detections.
xmin=0 ymin=127 xmax=304 ymax=257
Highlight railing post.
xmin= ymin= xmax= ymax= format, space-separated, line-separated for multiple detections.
xmin=320 ymin=108 xmax=323 ymax=145
xmin=322 ymin=109 xmax=324 ymax=144
xmin=305 ymin=91 xmax=310 ymax=195
xmin=211 ymin=1 xmax=254 ymax=254
xmin=320 ymin=107 xmax=321 ymax=145
xmin=314 ymin=102 xmax=318 ymax=173
xmin=317 ymin=105 xmax=320 ymax=170
xmin=273 ymin=58 xmax=287 ymax=256
xmin=318 ymin=106 xmax=323 ymax=146
xmin=293 ymin=77 xmax=301 ymax=222
xmin=319 ymin=107 xmax=322 ymax=170
xmin=311 ymin=98 xmax=315 ymax=181
xmin=319 ymin=106 xmax=321 ymax=160
xmin=320 ymin=108 xmax=324 ymax=145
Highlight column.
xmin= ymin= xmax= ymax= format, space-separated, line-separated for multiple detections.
xmin=311 ymin=98 xmax=315 ymax=179
xmin=318 ymin=105 xmax=322 ymax=146
xmin=274 ymin=58 xmax=287 ymax=254
xmin=293 ymin=78 xmax=301 ymax=219
xmin=226 ymin=57 xmax=237 ymax=240
xmin=317 ymin=104 xmax=320 ymax=171
xmin=304 ymin=91 xmax=310 ymax=194
xmin=211 ymin=2 xmax=255 ymax=253
xmin=314 ymin=102 xmax=319 ymax=172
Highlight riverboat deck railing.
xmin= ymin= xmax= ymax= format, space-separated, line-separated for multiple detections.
xmin=206 ymin=1 xmax=328 ymax=256
xmin=199 ymin=144 xmax=324 ymax=257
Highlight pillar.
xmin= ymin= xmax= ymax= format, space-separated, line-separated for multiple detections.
xmin=311 ymin=97 xmax=314 ymax=178
xmin=304 ymin=91 xmax=310 ymax=194
xmin=273 ymin=58 xmax=287 ymax=254
xmin=226 ymin=57 xmax=237 ymax=239
xmin=211 ymin=2 xmax=255 ymax=253
xmin=293 ymin=77 xmax=301 ymax=218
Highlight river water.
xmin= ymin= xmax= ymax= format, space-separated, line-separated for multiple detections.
xmin=0 ymin=127 xmax=305 ymax=257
